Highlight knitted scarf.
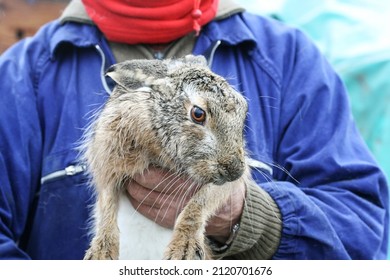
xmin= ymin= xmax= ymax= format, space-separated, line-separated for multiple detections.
xmin=81 ymin=0 xmax=219 ymax=44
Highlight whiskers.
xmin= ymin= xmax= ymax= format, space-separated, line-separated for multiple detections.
xmin=129 ymin=169 xmax=202 ymax=227
xmin=267 ymin=161 xmax=300 ymax=185
xmin=245 ymin=157 xmax=300 ymax=225
xmin=153 ymin=172 xmax=200 ymax=224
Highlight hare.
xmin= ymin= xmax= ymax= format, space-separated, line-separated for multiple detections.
xmin=82 ymin=55 xmax=250 ymax=260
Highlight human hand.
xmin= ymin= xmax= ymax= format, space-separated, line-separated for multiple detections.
xmin=126 ymin=166 xmax=246 ymax=243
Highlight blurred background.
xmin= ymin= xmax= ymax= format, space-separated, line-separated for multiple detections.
xmin=236 ymin=0 xmax=390 ymax=258
xmin=0 ymin=0 xmax=389 ymax=258
xmin=0 ymin=0 xmax=69 ymax=53
xmin=236 ymin=0 xmax=390 ymax=187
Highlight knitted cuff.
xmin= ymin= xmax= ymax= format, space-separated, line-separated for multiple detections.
xmin=218 ymin=179 xmax=282 ymax=259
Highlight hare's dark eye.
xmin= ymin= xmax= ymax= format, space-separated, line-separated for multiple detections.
xmin=190 ymin=106 xmax=206 ymax=125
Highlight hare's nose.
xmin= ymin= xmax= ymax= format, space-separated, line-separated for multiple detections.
xmin=218 ymin=157 xmax=245 ymax=183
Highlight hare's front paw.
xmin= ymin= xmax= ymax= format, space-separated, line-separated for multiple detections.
xmin=83 ymin=237 xmax=119 ymax=260
xmin=163 ymin=232 xmax=211 ymax=260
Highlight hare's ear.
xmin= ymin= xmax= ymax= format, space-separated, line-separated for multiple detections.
xmin=105 ymin=59 xmax=168 ymax=90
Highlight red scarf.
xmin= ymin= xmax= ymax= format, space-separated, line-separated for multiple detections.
xmin=82 ymin=0 xmax=219 ymax=44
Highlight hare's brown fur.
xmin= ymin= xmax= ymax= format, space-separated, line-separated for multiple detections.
xmin=82 ymin=55 xmax=250 ymax=260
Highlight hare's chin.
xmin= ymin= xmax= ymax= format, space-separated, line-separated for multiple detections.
xmin=201 ymin=174 xmax=232 ymax=186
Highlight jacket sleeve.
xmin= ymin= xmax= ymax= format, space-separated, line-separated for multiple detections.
xmin=260 ymin=28 xmax=389 ymax=259
xmin=0 ymin=40 xmax=44 ymax=259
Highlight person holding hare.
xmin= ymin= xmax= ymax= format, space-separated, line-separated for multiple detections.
xmin=0 ymin=0 xmax=388 ymax=260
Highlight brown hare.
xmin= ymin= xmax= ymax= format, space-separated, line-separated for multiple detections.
xmin=82 ymin=55 xmax=250 ymax=260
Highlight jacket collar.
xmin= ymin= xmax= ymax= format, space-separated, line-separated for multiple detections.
xmin=49 ymin=22 xmax=101 ymax=57
xmin=194 ymin=13 xmax=257 ymax=55
xmin=50 ymin=7 xmax=256 ymax=58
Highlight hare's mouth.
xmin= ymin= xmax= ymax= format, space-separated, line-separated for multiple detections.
xmin=206 ymin=163 xmax=244 ymax=185
xmin=187 ymin=159 xmax=245 ymax=186
xmin=214 ymin=156 xmax=245 ymax=184
xmin=213 ymin=167 xmax=243 ymax=185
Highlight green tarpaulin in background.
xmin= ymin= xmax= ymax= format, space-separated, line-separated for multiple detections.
xmin=236 ymin=0 xmax=390 ymax=258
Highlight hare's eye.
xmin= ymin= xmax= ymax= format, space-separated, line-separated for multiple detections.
xmin=190 ymin=106 xmax=206 ymax=125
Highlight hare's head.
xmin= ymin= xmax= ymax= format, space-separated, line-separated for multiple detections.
xmin=105 ymin=55 xmax=248 ymax=185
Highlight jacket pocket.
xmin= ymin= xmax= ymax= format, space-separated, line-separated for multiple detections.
xmin=24 ymin=149 xmax=93 ymax=260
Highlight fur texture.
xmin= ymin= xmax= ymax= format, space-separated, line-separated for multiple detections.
xmin=82 ymin=55 xmax=249 ymax=260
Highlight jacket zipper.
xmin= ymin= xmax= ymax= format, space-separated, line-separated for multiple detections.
xmin=40 ymin=164 xmax=86 ymax=184
xmin=95 ymin=44 xmax=113 ymax=95
xmin=206 ymin=40 xmax=221 ymax=68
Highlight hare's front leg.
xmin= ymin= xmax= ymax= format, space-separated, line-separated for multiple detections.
xmin=84 ymin=187 xmax=121 ymax=260
xmin=163 ymin=183 xmax=233 ymax=260
xmin=163 ymin=202 xmax=211 ymax=260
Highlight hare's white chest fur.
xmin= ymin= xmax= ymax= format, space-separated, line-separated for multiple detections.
xmin=117 ymin=194 xmax=173 ymax=259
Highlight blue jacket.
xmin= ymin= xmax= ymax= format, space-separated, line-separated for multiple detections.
xmin=0 ymin=12 xmax=388 ymax=259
